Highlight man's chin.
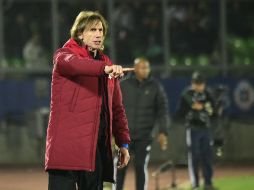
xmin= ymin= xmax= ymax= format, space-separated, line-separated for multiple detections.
xmin=92 ymin=46 xmax=101 ymax=50
xmin=88 ymin=46 xmax=100 ymax=51
xmin=91 ymin=43 xmax=101 ymax=49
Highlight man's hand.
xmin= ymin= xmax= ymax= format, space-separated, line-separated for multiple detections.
xmin=104 ymin=65 xmax=134 ymax=78
xmin=157 ymin=133 xmax=168 ymax=151
xmin=192 ymin=102 xmax=204 ymax=111
xmin=117 ymin=147 xmax=130 ymax=169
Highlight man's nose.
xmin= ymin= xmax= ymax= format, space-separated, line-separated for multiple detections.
xmin=95 ymin=30 xmax=102 ymax=37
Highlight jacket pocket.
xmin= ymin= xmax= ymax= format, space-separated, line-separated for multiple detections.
xmin=69 ymin=87 xmax=80 ymax=112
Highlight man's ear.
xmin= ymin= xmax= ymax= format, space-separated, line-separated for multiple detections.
xmin=78 ymin=33 xmax=83 ymax=40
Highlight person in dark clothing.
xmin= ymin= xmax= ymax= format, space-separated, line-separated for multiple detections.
xmin=178 ymin=71 xmax=216 ymax=190
xmin=115 ymin=57 xmax=170 ymax=190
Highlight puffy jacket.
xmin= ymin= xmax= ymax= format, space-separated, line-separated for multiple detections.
xmin=120 ymin=75 xmax=170 ymax=141
xmin=178 ymin=87 xmax=214 ymax=128
xmin=45 ymin=39 xmax=130 ymax=181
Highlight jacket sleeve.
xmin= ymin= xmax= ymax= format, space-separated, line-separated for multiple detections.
xmin=155 ymin=82 xmax=170 ymax=134
xmin=53 ymin=48 xmax=106 ymax=77
xmin=176 ymin=89 xmax=192 ymax=119
xmin=112 ymin=79 xmax=131 ymax=147
xmin=206 ymin=89 xmax=215 ymax=116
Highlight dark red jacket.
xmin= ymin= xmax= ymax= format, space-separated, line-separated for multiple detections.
xmin=45 ymin=39 xmax=130 ymax=179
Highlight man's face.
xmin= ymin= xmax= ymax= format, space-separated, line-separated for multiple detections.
xmin=79 ymin=21 xmax=104 ymax=50
xmin=134 ymin=61 xmax=151 ymax=80
xmin=192 ymin=82 xmax=206 ymax=93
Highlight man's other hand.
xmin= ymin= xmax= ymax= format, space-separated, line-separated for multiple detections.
xmin=192 ymin=102 xmax=204 ymax=111
xmin=157 ymin=133 xmax=168 ymax=151
xmin=117 ymin=147 xmax=130 ymax=169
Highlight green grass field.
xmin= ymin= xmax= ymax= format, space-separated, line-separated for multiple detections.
xmin=104 ymin=175 xmax=254 ymax=190
xmin=178 ymin=175 xmax=254 ymax=190
xmin=214 ymin=175 xmax=254 ymax=190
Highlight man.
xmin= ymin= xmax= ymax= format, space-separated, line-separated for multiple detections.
xmin=45 ymin=11 xmax=133 ymax=190
xmin=115 ymin=57 xmax=170 ymax=190
xmin=178 ymin=72 xmax=215 ymax=190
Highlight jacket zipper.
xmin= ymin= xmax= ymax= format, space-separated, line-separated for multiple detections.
xmin=90 ymin=91 xmax=101 ymax=171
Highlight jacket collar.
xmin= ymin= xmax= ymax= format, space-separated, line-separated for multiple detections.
xmin=63 ymin=38 xmax=104 ymax=60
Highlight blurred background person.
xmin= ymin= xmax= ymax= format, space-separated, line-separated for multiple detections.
xmin=178 ymin=72 xmax=215 ymax=190
xmin=211 ymin=85 xmax=230 ymax=158
xmin=113 ymin=2 xmax=135 ymax=63
xmin=23 ymin=33 xmax=47 ymax=69
xmin=115 ymin=57 xmax=170 ymax=190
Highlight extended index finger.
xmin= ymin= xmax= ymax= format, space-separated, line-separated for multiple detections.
xmin=123 ymin=68 xmax=134 ymax=72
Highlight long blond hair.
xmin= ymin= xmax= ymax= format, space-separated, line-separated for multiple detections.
xmin=70 ymin=11 xmax=108 ymax=47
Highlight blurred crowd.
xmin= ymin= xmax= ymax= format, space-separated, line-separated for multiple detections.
xmin=2 ymin=0 xmax=254 ymax=67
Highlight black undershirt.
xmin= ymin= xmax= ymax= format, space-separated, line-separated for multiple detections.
xmin=90 ymin=51 xmax=107 ymax=139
